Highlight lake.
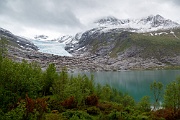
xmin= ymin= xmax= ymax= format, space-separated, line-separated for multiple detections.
xmin=73 ymin=70 xmax=180 ymax=102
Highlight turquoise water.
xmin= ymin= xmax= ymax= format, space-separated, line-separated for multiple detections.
xmin=73 ymin=70 xmax=180 ymax=102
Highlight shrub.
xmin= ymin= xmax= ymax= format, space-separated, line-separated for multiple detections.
xmin=137 ymin=96 xmax=151 ymax=112
xmin=45 ymin=113 xmax=64 ymax=120
xmin=62 ymin=110 xmax=93 ymax=120
xmin=87 ymin=106 xmax=100 ymax=115
xmin=2 ymin=102 xmax=25 ymax=120
xmin=85 ymin=94 xmax=98 ymax=106
xmin=61 ymin=96 xmax=77 ymax=109
xmin=108 ymin=110 xmax=122 ymax=120
xmin=97 ymin=113 xmax=108 ymax=120
xmin=24 ymin=94 xmax=48 ymax=120
xmin=48 ymin=100 xmax=64 ymax=113
xmin=152 ymin=108 xmax=174 ymax=120
xmin=97 ymin=102 xmax=113 ymax=114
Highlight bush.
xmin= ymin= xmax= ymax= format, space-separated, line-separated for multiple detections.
xmin=85 ymin=94 xmax=98 ymax=106
xmin=97 ymin=102 xmax=113 ymax=114
xmin=48 ymin=100 xmax=64 ymax=113
xmin=24 ymin=94 xmax=48 ymax=120
xmin=45 ymin=113 xmax=64 ymax=120
xmin=87 ymin=106 xmax=100 ymax=115
xmin=61 ymin=96 xmax=77 ymax=109
xmin=108 ymin=110 xmax=122 ymax=120
xmin=137 ymin=96 xmax=151 ymax=112
xmin=2 ymin=101 xmax=25 ymax=120
xmin=62 ymin=110 xmax=93 ymax=120
xmin=136 ymin=115 xmax=149 ymax=120
xmin=97 ymin=113 xmax=108 ymax=120
xmin=152 ymin=108 xmax=174 ymax=120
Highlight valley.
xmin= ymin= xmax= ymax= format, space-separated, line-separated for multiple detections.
xmin=1 ymin=1 xmax=180 ymax=119
xmin=1 ymin=14 xmax=180 ymax=71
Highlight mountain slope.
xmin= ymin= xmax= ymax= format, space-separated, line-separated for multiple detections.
xmin=0 ymin=27 xmax=38 ymax=50
xmin=63 ymin=25 xmax=180 ymax=70
xmin=60 ymin=14 xmax=180 ymax=48
xmin=70 ymin=28 xmax=180 ymax=57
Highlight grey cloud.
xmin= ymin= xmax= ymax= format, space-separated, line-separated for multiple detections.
xmin=0 ymin=0 xmax=83 ymax=29
xmin=0 ymin=0 xmax=180 ymax=37
xmin=168 ymin=0 xmax=180 ymax=5
xmin=0 ymin=0 xmax=9 ymax=13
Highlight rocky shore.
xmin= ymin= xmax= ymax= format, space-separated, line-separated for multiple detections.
xmin=7 ymin=45 xmax=180 ymax=72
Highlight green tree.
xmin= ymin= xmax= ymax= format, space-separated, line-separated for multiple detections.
xmin=100 ymin=84 xmax=112 ymax=101
xmin=164 ymin=77 xmax=180 ymax=113
xmin=0 ymin=59 xmax=43 ymax=112
xmin=64 ymin=74 xmax=94 ymax=106
xmin=137 ymin=96 xmax=151 ymax=112
xmin=52 ymin=67 xmax=69 ymax=100
xmin=121 ymin=94 xmax=135 ymax=108
xmin=150 ymin=81 xmax=163 ymax=110
xmin=0 ymin=37 xmax=8 ymax=60
xmin=42 ymin=63 xmax=58 ymax=96
xmin=53 ymin=73 xmax=95 ymax=106
xmin=95 ymin=83 xmax=102 ymax=99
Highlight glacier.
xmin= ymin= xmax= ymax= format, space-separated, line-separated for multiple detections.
xmin=31 ymin=39 xmax=72 ymax=56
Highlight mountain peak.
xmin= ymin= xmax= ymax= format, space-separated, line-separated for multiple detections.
xmin=147 ymin=14 xmax=164 ymax=19
xmin=34 ymin=35 xmax=48 ymax=40
xmin=95 ymin=16 xmax=124 ymax=26
xmin=97 ymin=16 xmax=119 ymax=21
xmin=95 ymin=14 xmax=179 ymax=30
xmin=141 ymin=14 xmax=179 ymax=27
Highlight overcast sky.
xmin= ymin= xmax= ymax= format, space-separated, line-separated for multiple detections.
xmin=0 ymin=0 xmax=180 ymax=39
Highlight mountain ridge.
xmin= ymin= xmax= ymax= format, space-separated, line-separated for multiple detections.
xmin=94 ymin=14 xmax=179 ymax=31
xmin=57 ymin=14 xmax=180 ymax=47
xmin=57 ymin=14 xmax=180 ymax=70
xmin=0 ymin=27 xmax=38 ymax=50
xmin=1 ymin=14 xmax=180 ymax=71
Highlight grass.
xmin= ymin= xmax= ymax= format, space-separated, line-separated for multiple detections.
xmin=130 ymin=32 xmax=180 ymax=59
xmin=109 ymin=37 xmax=132 ymax=57
xmin=88 ymin=28 xmax=180 ymax=60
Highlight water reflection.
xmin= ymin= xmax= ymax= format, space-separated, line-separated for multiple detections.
xmin=72 ymin=70 xmax=180 ymax=102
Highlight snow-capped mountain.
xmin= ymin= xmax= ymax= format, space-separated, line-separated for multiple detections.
xmin=55 ymin=14 xmax=180 ymax=55
xmin=58 ymin=35 xmax=74 ymax=44
xmin=23 ymin=14 xmax=180 ymax=57
xmin=34 ymin=35 xmax=48 ymax=40
xmin=57 ymin=33 xmax=82 ymax=46
xmin=95 ymin=16 xmax=130 ymax=26
xmin=95 ymin=14 xmax=179 ymax=31
xmin=138 ymin=14 xmax=179 ymax=28
xmin=39 ymin=15 xmax=180 ymax=46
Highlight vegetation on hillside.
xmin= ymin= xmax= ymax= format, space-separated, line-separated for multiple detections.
xmin=86 ymin=28 xmax=180 ymax=60
xmin=1 ymin=37 xmax=180 ymax=119
xmin=130 ymin=31 xmax=180 ymax=59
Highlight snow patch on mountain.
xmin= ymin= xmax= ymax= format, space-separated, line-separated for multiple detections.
xmin=95 ymin=14 xmax=180 ymax=32
xmin=58 ymin=33 xmax=82 ymax=44
xmin=170 ymin=31 xmax=179 ymax=39
xmin=34 ymin=35 xmax=49 ymax=40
